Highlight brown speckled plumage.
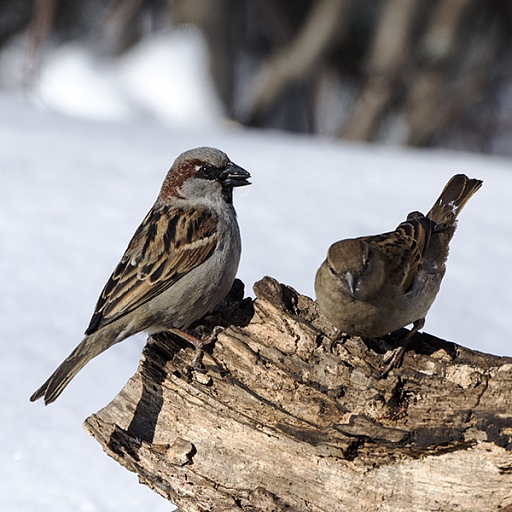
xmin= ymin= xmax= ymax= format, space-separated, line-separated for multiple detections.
xmin=315 ymin=174 xmax=482 ymax=376
xmin=31 ymin=147 xmax=250 ymax=404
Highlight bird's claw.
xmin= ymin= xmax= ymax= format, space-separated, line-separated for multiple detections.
xmin=379 ymin=346 xmax=406 ymax=379
xmin=190 ymin=325 xmax=225 ymax=370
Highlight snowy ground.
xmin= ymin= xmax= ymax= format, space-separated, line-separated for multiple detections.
xmin=2 ymin=30 xmax=512 ymax=512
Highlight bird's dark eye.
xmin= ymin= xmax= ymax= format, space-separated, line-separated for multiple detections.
xmin=197 ymin=165 xmax=215 ymax=179
xmin=199 ymin=165 xmax=210 ymax=176
xmin=362 ymin=249 xmax=372 ymax=269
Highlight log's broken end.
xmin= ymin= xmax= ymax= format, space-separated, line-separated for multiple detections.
xmin=85 ymin=276 xmax=512 ymax=512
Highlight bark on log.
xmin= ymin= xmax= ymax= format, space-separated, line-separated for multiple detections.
xmin=84 ymin=277 xmax=512 ymax=511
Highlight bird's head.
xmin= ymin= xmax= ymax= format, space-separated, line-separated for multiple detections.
xmin=325 ymin=238 xmax=385 ymax=301
xmin=159 ymin=147 xmax=251 ymax=205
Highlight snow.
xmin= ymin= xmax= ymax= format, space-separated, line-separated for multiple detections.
xmin=2 ymin=29 xmax=512 ymax=512
xmin=36 ymin=27 xmax=225 ymax=127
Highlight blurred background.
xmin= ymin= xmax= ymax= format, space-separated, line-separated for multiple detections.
xmin=3 ymin=0 xmax=512 ymax=154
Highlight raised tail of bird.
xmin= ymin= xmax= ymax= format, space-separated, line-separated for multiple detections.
xmin=427 ymin=174 xmax=483 ymax=227
xmin=30 ymin=331 xmax=116 ymax=405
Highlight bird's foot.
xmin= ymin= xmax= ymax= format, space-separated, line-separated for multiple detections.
xmin=379 ymin=346 xmax=407 ymax=379
xmin=378 ymin=318 xmax=425 ymax=379
xmin=328 ymin=329 xmax=348 ymax=354
xmin=191 ymin=325 xmax=225 ymax=369
xmin=170 ymin=325 xmax=225 ymax=370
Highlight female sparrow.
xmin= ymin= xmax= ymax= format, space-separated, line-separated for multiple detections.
xmin=31 ymin=147 xmax=251 ymax=404
xmin=315 ymin=174 xmax=482 ymax=377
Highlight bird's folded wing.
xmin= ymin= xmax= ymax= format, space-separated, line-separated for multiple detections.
xmin=369 ymin=215 xmax=432 ymax=292
xmin=85 ymin=205 xmax=218 ymax=334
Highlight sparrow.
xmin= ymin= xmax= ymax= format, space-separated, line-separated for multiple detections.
xmin=315 ymin=174 xmax=482 ymax=377
xmin=31 ymin=147 xmax=251 ymax=404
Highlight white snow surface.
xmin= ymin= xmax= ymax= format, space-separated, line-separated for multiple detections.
xmin=2 ymin=31 xmax=512 ymax=512
xmin=28 ymin=27 xmax=224 ymax=128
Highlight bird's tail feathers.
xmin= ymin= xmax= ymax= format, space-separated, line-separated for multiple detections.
xmin=30 ymin=330 xmax=117 ymax=405
xmin=427 ymin=174 xmax=482 ymax=227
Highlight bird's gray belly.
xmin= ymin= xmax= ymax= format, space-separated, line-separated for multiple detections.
xmin=146 ymin=228 xmax=241 ymax=330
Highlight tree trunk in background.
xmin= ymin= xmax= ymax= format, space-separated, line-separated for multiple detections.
xmin=237 ymin=0 xmax=348 ymax=127
xmin=172 ymin=0 xmax=236 ymax=111
xmin=404 ymin=0 xmax=477 ymax=147
xmin=341 ymin=0 xmax=421 ymax=141
xmin=24 ymin=0 xmax=57 ymax=88
xmin=85 ymin=277 xmax=512 ymax=512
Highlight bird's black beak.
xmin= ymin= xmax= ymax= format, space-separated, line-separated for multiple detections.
xmin=219 ymin=162 xmax=251 ymax=187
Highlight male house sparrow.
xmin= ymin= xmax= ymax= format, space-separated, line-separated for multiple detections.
xmin=315 ymin=174 xmax=482 ymax=377
xmin=31 ymin=147 xmax=251 ymax=404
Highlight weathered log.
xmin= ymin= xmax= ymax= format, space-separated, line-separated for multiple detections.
xmin=84 ymin=277 xmax=512 ymax=511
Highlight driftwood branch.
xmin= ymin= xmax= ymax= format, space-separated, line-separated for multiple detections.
xmin=85 ymin=277 xmax=512 ymax=511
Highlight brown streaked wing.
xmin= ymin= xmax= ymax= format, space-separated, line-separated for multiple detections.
xmin=367 ymin=214 xmax=432 ymax=292
xmin=85 ymin=206 xmax=218 ymax=335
